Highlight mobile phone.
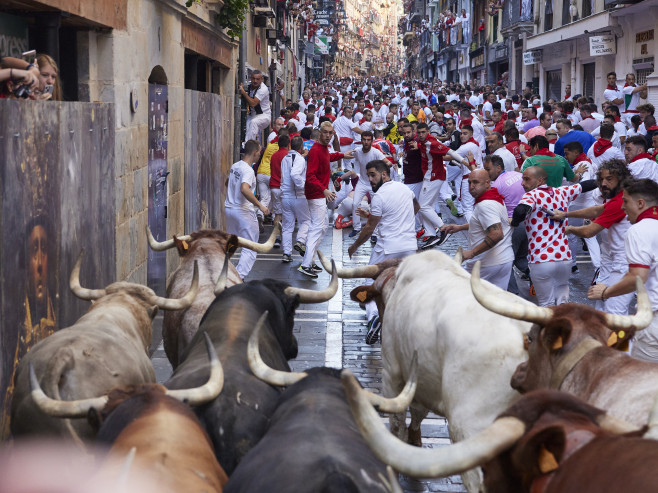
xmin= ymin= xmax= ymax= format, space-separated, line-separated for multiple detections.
xmin=43 ymin=85 xmax=54 ymax=96
xmin=540 ymin=207 xmax=555 ymax=217
xmin=22 ymin=50 xmax=36 ymax=64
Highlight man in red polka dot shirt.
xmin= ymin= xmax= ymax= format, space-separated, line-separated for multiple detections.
xmin=511 ymin=167 xmax=597 ymax=306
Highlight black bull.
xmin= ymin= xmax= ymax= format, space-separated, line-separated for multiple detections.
xmin=165 ymin=272 xmax=335 ymax=474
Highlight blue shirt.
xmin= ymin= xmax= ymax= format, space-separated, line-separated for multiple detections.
xmin=554 ymin=130 xmax=596 ymax=157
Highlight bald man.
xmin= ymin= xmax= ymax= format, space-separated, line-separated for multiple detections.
xmin=441 ymin=169 xmax=513 ymax=289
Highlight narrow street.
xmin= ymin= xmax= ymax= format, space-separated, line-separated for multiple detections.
xmin=151 ymin=208 xmax=596 ymax=493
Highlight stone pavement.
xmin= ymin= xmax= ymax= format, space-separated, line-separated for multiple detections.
xmin=150 ymin=204 xmax=595 ymax=492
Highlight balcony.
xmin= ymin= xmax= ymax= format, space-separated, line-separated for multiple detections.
xmin=403 ymin=31 xmax=414 ymax=45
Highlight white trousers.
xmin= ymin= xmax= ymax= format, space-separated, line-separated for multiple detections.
xmin=459 ymin=178 xmax=475 ymax=222
xmin=365 ymin=247 xmax=416 ymax=321
xmin=302 ymin=198 xmax=328 ymax=268
xmin=528 ymin=260 xmax=572 ymax=306
xmin=465 ymin=261 xmax=513 ymax=290
xmin=594 ymin=265 xmax=634 ymax=315
xmin=405 ymin=181 xmax=423 ymax=230
xmin=340 ymin=144 xmax=354 ymax=170
xmin=225 ymin=208 xmax=258 ymax=280
xmin=632 ymin=312 xmax=658 ymax=363
xmin=270 ymin=188 xmax=282 ymax=215
xmin=257 ymin=174 xmax=271 ymax=218
xmin=567 ymin=216 xmax=601 ymax=269
xmin=440 ymin=165 xmax=463 ymax=211
xmin=282 ymin=196 xmax=311 ymax=255
xmin=352 ymin=181 xmax=372 ymax=231
xmin=418 ymin=179 xmax=445 ymax=233
xmin=246 ymin=113 xmax=271 ymax=142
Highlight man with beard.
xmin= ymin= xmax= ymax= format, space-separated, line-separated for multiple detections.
xmin=347 ymin=159 xmax=419 ymax=344
xmin=552 ymin=159 xmax=634 ymax=315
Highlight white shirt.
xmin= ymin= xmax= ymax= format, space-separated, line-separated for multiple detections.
xmin=483 ymin=101 xmax=494 ymax=121
xmin=354 ymin=147 xmax=386 ymax=181
xmin=250 ymin=82 xmax=271 ymax=115
xmin=334 ymin=115 xmax=358 ymax=139
xmin=267 ymin=131 xmax=277 ymax=143
xmin=603 ymin=85 xmax=623 ymax=113
xmin=628 ymin=157 xmax=658 ymax=183
xmin=625 ymin=214 xmax=658 ymax=310
xmin=280 ymin=150 xmax=307 ymax=198
xmin=469 ymin=95 xmax=480 ymax=108
xmin=586 ymin=143 xmax=625 ymax=174
xmin=370 ymin=180 xmax=417 ymax=254
xmin=372 ymin=106 xmax=389 ymax=130
xmin=225 ymin=160 xmax=257 ymax=212
xmin=455 ymin=142 xmax=483 ymax=174
xmin=622 ymin=85 xmax=641 ymax=113
xmin=493 ymin=147 xmax=518 ymax=172
xmin=468 ymin=199 xmax=513 ymax=267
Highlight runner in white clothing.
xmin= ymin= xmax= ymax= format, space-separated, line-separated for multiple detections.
xmin=455 ymin=125 xmax=483 ymax=221
xmin=225 ymin=140 xmax=270 ymax=279
xmin=347 ymin=159 xmax=419 ymax=345
xmin=240 ymin=71 xmax=271 ymax=143
xmin=625 ymin=135 xmax=658 ymax=183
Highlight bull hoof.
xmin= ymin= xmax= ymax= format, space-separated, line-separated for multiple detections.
xmin=407 ymin=428 xmax=422 ymax=447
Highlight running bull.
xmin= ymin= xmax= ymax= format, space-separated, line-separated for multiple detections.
xmin=146 ymin=223 xmax=279 ymax=368
xmin=224 ymin=313 xmax=412 ymax=493
xmin=30 ymin=333 xmax=227 ymax=492
xmin=470 ymin=261 xmax=655 ymax=427
xmin=320 ymin=249 xmax=532 ymax=493
xmin=10 ymin=251 xmax=199 ymax=442
xmin=165 ymin=258 xmax=339 ymax=475
xmin=344 ymin=377 xmax=658 ymax=493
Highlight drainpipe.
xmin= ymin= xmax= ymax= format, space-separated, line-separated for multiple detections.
xmin=235 ymin=24 xmax=248 ymax=162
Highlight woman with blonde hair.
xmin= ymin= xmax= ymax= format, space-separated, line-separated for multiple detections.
xmin=36 ymin=53 xmax=62 ymax=100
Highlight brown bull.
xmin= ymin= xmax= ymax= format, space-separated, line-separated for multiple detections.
xmin=10 ymin=251 xmax=199 ymax=442
xmin=470 ymin=261 xmax=657 ymax=427
xmin=344 ymin=370 xmax=658 ymax=493
xmin=30 ymin=333 xmax=227 ymax=493
xmin=147 ymin=224 xmax=279 ymax=367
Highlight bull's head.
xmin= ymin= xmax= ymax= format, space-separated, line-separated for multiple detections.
xmin=29 ymin=332 xmax=223 ymax=418
xmin=247 ymin=311 xmax=418 ymax=414
xmin=469 ymin=261 xmax=654 ymax=393
xmin=146 ymin=223 xmax=281 ymax=256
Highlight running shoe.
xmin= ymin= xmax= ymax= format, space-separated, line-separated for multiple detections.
xmin=416 ymin=228 xmax=425 ymax=239
xmin=571 ymin=265 xmax=579 ymax=275
xmin=370 ymin=235 xmax=377 ymax=245
xmin=365 ymin=316 xmax=382 ymax=345
xmin=349 ymin=229 xmax=361 ymax=237
xmin=419 ymin=236 xmax=440 ymax=250
xmin=446 ymin=198 xmax=460 ymax=217
xmin=436 ymin=230 xmax=452 ymax=246
xmin=282 ymin=253 xmax=292 ymax=263
xmin=294 ymin=241 xmax=306 ymax=255
xmin=297 ymin=265 xmax=318 ymax=278
xmin=310 ymin=263 xmax=322 ymax=273
xmin=274 ymin=238 xmax=281 ymax=249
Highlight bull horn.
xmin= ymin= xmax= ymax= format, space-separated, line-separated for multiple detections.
xmin=29 ymin=363 xmax=108 ymax=418
xmin=471 ymin=261 xmax=553 ymax=324
xmin=237 ymin=222 xmax=281 ymax=253
xmin=341 ymin=369 xmax=526 ymax=478
xmin=214 ymin=255 xmax=230 ymax=296
xmin=145 ymin=225 xmax=192 ymax=252
xmin=363 ymin=351 xmax=418 ymax=413
xmin=248 ymin=312 xmax=308 ymax=386
xmin=453 ymin=247 xmax=463 ymax=264
xmin=604 ymin=277 xmax=654 ymax=332
xmin=150 ymin=261 xmax=200 ymax=310
xmin=596 ymin=413 xmax=641 ymax=435
xmin=285 ymin=260 xmax=339 ymax=303
xmin=166 ymin=332 xmax=224 ymax=405
xmin=318 ymin=250 xmax=379 ymax=278
xmin=70 ymin=250 xmax=106 ymax=301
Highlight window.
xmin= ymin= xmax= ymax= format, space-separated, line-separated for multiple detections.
xmin=581 ymin=0 xmax=593 ymax=17
xmin=562 ymin=0 xmax=571 ymax=25
xmin=546 ymin=69 xmax=561 ymax=101
xmin=545 ymin=0 xmax=553 ymax=30
xmin=582 ymin=63 xmax=595 ymax=99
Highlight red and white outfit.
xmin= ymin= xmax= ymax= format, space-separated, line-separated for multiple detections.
xmin=334 ymin=115 xmax=358 ymax=168
xmin=417 ymin=135 xmax=451 ymax=233
xmin=626 ymin=206 xmax=658 ymax=362
xmin=455 ymin=138 xmax=483 ymax=221
xmin=592 ymin=191 xmax=633 ymax=315
xmin=351 ymin=147 xmax=385 ymax=232
xmin=587 ymin=138 xmax=625 ymax=175
xmin=622 ymin=83 xmax=642 ymax=128
xmin=628 ymin=153 xmax=658 ymax=183
xmin=519 ymin=184 xmax=583 ymax=306
xmin=567 ymin=153 xmax=600 ymax=269
xmin=281 ymin=149 xmax=311 ymax=256
xmin=603 ymin=84 xmax=623 ymax=114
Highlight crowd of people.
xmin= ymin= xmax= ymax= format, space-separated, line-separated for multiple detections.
xmin=230 ymin=74 xmax=658 ymax=357
xmin=0 ymin=54 xmax=62 ymax=101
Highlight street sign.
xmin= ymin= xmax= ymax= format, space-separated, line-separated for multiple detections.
xmin=589 ymin=35 xmax=616 ymax=56
xmin=523 ymin=50 xmax=542 ymax=65
xmin=316 ymin=19 xmax=330 ymax=25
xmin=315 ymin=36 xmax=329 ymax=55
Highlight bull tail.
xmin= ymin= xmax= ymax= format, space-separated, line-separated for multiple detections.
xmin=42 ymin=347 xmax=86 ymax=448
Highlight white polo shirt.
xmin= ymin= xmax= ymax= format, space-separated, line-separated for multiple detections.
xmin=250 ymin=82 xmax=271 ymax=115
xmin=354 ymin=147 xmax=386 ymax=182
xmin=493 ymin=147 xmax=518 ymax=172
xmin=370 ymin=180 xmax=417 ymax=254
xmin=469 ymin=199 xmax=513 ymax=267
xmin=225 ymin=160 xmax=256 ymax=213
xmin=625 ymin=213 xmax=658 ymax=310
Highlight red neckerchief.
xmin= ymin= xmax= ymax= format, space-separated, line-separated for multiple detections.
xmin=614 ymin=116 xmax=622 ymax=123
xmin=582 ymin=115 xmax=595 ymax=120
xmin=305 ymin=120 xmax=314 ymax=126
xmin=359 ymin=117 xmax=367 ymax=125
xmin=631 ymin=152 xmax=653 ymax=163
xmin=292 ymin=110 xmax=300 ymax=119
xmin=647 ymin=125 xmax=658 ymax=131
xmin=459 ymin=118 xmax=472 ymax=129
xmin=624 ymin=83 xmax=636 ymax=88
xmin=536 ymin=185 xmax=555 ymax=197
xmin=575 ymin=153 xmax=591 ymax=164
xmin=271 ymin=136 xmax=279 ymax=144
xmin=593 ymin=139 xmax=613 ymax=157
xmin=637 ymin=206 xmax=658 ymax=222
xmin=463 ymin=137 xmax=479 ymax=147
xmin=533 ymin=105 xmax=540 ymax=109
xmin=534 ymin=148 xmax=556 ymax=157
xmin=475 ymin=187 xmax=505 ymax=206
xmin=548 ymin=136 xmax=558 ymax=144
xmin=564 ymin=112 xmax=572 ymax=115
xmin=607 ymin=84 xmax=618 ymax=90
xmin=565 ymin=93 xmax=570 ymax=99
xmin=304 ymin=98 xmax=310 ymax=104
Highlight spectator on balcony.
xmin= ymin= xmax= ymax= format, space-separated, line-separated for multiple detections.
xmin=36 ymin=54 xmax=61 ymax=101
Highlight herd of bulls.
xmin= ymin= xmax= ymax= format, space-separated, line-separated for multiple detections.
xmin=7 ymin=223 xmax=658 ymax=492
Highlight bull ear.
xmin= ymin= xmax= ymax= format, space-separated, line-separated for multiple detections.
xmin=350 ymin=285 xmax=379 ymax=304
xmin=511 ymin=425 xmax=566 ymax=478
xmin=607 ymin=328 xmax=634 ymax=351
xmin=87 ymin=407 xmax=104 ymax=432
xmin=173 ymin=236 xmax=190 ymax=256
xmin=541 ymin=324 xmax=572 ymax=352
xmin=226 ymin=235 xmax=239 ymax=257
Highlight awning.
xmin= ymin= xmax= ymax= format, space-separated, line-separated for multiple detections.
xmin=525 ymin=10 xmax=611 ymax=50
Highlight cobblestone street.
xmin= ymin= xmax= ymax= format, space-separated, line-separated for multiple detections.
xmin=151 ymin=205 xmax=596 ymax=492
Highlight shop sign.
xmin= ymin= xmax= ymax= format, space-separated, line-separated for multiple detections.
xmin=523 ymin=50 xmax=542 ymax=65
xmin=0 ymin=13 xmax=29 ymax=57
xmin=589 ymin=35 xmax=616 ymax=56
xmin=636 ymin=30 xmax=654 ymax=43
xmin=471 ymin=53 xmax=485 ymax=68
xmin=315 ymin=36 xmax=329 ymax=55
xmin=494 ymin=45 xmax=508 ymax=60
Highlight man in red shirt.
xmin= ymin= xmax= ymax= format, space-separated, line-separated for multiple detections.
xmin=504 ymin=127 xmax=527 ymax=169
xmin=299 ymin=121 xmax=354 ymax=277
xmin=269 ymin=134 xmax=289 ymax=248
